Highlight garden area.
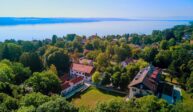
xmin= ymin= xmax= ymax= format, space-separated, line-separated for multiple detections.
xmin=70 ymin=86 xmax=125 ymax=108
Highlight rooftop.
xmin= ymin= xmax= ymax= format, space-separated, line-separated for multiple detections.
xmin=71 ymin=63 xmax=94 ymax=75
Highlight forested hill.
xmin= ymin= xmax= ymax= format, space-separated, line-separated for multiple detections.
xmin=0 ymin=17 xmax=129 ymax=26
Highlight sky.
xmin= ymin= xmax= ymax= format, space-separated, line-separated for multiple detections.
xmin=0 ymin=0 xmax=193 ymax=19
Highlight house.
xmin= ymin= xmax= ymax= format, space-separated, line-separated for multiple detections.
xmin=70 ymin=63 xmax=95 ymax=81
xmin=79 ymin=57 xmax=93 ymax=65
xmin=128 ymin=65 xmax=161 ymax=98
xmin=121 ymin=58 xmax=137 ymax=67
xmin=61 ymin=76 xmax=84 ymax=98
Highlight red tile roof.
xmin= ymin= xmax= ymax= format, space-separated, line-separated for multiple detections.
xmin=151 ymin=69 xmax=160 ymax=79
xmin=61 ymin=82 xmax=70 ymax=90
xmin=71 ymin=63 xmax=94 ymax=75
xmin=70 ymin=76 xmax=84 ymax=84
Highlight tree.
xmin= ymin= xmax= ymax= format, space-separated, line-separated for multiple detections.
xmin=66 ymin=34 xmax=76 ymax=41
xmin=143 ymin=47 xmax=158 ymax=62
xmin=25 ymin=71 xmax=61 ymax=94
xmin=168 ymin=38 xmax=176 ymax=47
xmin=119 ymin=74 xmax=129 ymax=90
xmin=2 ymin=43 xmax=22 ymax=61
xmin=20 ymin=41 xmax=36 ymax=52
xmin=96 ymin=53 xmax=109 ymax=71
xmin=11 ymin=62 xmax=31 ymax=84
xmin=0 ymin=62 xmax=14 ymax=83
xmin=48 ymin=64 xmax=58 ymax=75
xmin=20 ymin=52 xmax=43 ymax=72
xmin=36 ymin=97 xmax=78 ymax=112
xmin=154 ymin=50 xmax=172 ymax=68
xmin=162 ymin=29 xmax=175 ymax=40
xmin=17 ymin=106 xmax=36 ymax=112
xmin=111 ymin=72 xmax=121 ymax=88
xmin=101 ymin=72 xmax=111 ymax=86
xmin=160 ymin=40 xmax=168 ymax=50
xmin=0 ymin=93 xmax=18 ymax=111
xmin=19 ymin=92 xmax=50 ymax=108
xmin=52 ymin=35 xmax=57 ymax=45
xmin=126 ymin=63 xmax=139 ymax=81
xmin=92 ymin=71 xmax=101 ymax=84
xmin=44 ymin=47 xmax=70 ymax=74
xmin=114 ymin=45 xmax=130 ymax=62
xmin=187 ymin=72 xmax=193 ymax=93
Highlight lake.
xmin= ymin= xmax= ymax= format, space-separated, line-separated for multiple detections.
xmin=0 ymin=20 xmax=190 ymax=41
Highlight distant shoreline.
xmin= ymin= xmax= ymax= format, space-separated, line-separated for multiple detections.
xmin=0 ymin=17 xmax=192 ymax=26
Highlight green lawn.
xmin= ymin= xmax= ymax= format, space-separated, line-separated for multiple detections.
xmin=70 ymin=87 xmax=125 ymax=108
xmin=181 ymin=89 xmax=193 ymax=107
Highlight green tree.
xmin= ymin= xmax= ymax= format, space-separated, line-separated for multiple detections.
xmin=160 ymin=40 xmax=168 ymax=50
xmin=0 ymin=62 xmax=14 ymax=83
xmin=96 ymin=53 xmax=109 ymax=71
xmin=168 ymin=38 xmax=176 ymax=47
xmin=0 ymin=93 xmax=18 ymax=111
xmin=119 ymin=74 xmax=129 ymax=90
xmin=143 ymin=47 xmax=158 ymax=62
xmin=187 ymin=72 xmax=193 ymax=93
xmin=154 ymin=50 xmax=172 ymax=68
xmin=44 ymin=47 xmax=70 ymax=74
xmin=111 ymin=72 xmax=121 ymax=88
xmin=25 ymin=71 xmax=61 ymax=94
xmin=19 ymin=92 xmax=50 ymax=108
xmin=92 ymin=71 xmax=101 ymax=84
xmin=20 ymin=52 xmax=43 ymax=72
xmin=11 ymin=62 xmax=31 ymax=84
xmin=101 ymin=72 xmax=111 ymax=86
xmin=36 ymin=97 xmax=78 ymax=112
xmin=52 ymin=35 xmax=57 ymax=45
xmin=17 ymin=106 xmax=36 ymax=112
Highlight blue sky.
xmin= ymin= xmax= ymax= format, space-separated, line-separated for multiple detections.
xmin=0 ymin=0 xmax=193 ymax=19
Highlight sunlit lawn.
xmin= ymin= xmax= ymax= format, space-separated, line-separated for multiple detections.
xmin=181 ymin=89 xmax=193 ymax=107
xmin=70 ymin=87 xmax=125 ymax=108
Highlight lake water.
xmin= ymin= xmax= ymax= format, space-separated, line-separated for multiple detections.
xmin=0 ymin=20 xmax=190 ymax=41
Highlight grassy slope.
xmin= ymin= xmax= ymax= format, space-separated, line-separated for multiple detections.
xmin=71 ymin=87 xmax=124 ymax=108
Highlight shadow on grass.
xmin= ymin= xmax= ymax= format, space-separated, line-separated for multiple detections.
xmin=68 ymin=86 xmax=125 ymax=102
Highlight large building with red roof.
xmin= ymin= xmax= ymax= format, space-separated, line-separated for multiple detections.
xmin=61 ymin=76 xmax=84 ymax=97
xmin=70 ymin=63 xmax=95 ymax=81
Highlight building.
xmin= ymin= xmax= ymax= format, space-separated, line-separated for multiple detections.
xmin=70 ymin=63 xmax=95 ymax=81
xmin=61 ymin=76 xmax=84 ymax=98
xmin=128 ymin=65 xmax=161 ymax=98
xmin=121 ymin=58 xmax=137 ymax=67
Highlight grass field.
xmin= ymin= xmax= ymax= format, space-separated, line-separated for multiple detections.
xmin=70 ymin=87 xmax=125 ymax=108
xmin=181 ymin=89 xmax=193 ymax=107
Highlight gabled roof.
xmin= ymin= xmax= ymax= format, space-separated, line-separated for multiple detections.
xmin=70 ymin=76 xmax=84 ymax=84
xmin=128 ymin=65 xmax=161 ymax=92
xmin=71 ymin=63 xmax=94 ymax=75
xmin=61 ymin=82 xmax=71 ymax=90
xmin=129 ymin=68 xmax=148 ymax=87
